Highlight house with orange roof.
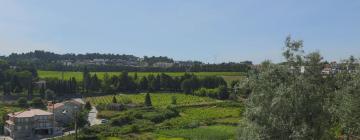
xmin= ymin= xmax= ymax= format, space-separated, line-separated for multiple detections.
xmin=4 ymin=109 xmax=55 ymax=140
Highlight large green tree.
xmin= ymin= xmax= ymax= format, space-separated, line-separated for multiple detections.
xmin=335 ymin=57 xmax=360 ymax=138
xmin=238 ymin=36 xmax=334 ymax=140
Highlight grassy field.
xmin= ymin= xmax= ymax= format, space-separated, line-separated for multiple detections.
xmin=157 ymin=125 xmax=237 ymax=140
xmin=38 ymin=70 xmax=244 ymax=82
xmin=159 ymin=106 xmax=241 ymax=129
xmin=83 ymin=93 xmax=242 ymax=140
xmin=86 ymin=93 xmax=218 ymax=108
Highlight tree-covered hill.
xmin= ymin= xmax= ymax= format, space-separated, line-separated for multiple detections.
xmin=1 ymin=50 xmax=252 ymax=72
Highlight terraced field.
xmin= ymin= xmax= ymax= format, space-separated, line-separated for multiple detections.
xmin=83 ymin=93 xmax=242 ymax=140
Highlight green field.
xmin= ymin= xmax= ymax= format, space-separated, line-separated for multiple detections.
xmin=157 ymin=125 xmax=237 ymax=140
xmin=38 ymin=71 xmax=244 ymax=80
xmin=159 ymin=106 xmax=241 ymax=129
xmin=83 ymin=93 xmax=242 ymax=140
xmin=38 ymin=70 xmax=244 ymax=82
xmin=86 ymin=93 xmax=218 ymax=108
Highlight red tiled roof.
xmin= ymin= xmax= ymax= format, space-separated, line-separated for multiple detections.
xmin=8 ymin=109 xmax=52 ymax=118
xmin=47 ymin=103 xmax=64 ymax=109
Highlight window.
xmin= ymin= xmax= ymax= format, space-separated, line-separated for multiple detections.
xmin=17 ymin=126 xmax=21 ymax=130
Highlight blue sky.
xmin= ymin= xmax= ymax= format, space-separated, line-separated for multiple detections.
xmin=0 ymin=0 xmax=359 ymax=63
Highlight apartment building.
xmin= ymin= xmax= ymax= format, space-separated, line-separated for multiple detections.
xmin=4 ymin=109 xmax=54 ymax=140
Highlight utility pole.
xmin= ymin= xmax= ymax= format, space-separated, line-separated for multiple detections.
xmin=74 ymin=111 xmax=78 ymax=140
xmin=52 ymin=99 xmax=55 ymax=135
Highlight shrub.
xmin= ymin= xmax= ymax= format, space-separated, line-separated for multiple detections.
xmin=171 ymin=96 xmax=177 ymax=105
xmin=97 ymin=111 xmax=120 ymax=119
xmin=144 ymin=93 xmax=152 ymax=107
xmin=194 ymin=88 xmax=218 ymax=98
xmin=119 ymin=96 xmax=132 ymax=104
xmin=112 ymin=96 xmax=117 ymax=103
xmin=132 ymin=119 xmax=155 ymax=132
xmin=31 ymin=97 xmax=45 ymax=109
xmin=85 ymin=101 xmax=92 ymax=110
xmin=17 ymin=97 xmax=28 ymax=107
xmin=111 ymin=115 xmax=133 ymax=126
xmin=193 ymin=86 xmax=229 ymax=100
xmin=217 ymin=85 xmax=229 ymax=100
xmin=143 ymin=109 xmax=179 ymax=123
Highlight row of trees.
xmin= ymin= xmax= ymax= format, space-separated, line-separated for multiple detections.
xmin=85 ymin=70 xmax=228 ymax=98
xmin=238 ymin=36 xmax=360 ymax=139
xmin=0 ymin=60 xmax=37 ymax=98
xmin=0 ymin=60 xmax=231 ymax=100
xmin=45 ymin=69 xmax=229 ymax=99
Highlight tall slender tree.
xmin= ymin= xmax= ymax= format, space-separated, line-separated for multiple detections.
xmin=82 ymin=67 xmax=91 ymax=93
xmin=144 ymin=93 xmax=152 ymax=107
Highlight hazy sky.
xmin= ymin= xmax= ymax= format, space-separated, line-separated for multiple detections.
xmin=0 ymin=0 xmax=359 ymax=63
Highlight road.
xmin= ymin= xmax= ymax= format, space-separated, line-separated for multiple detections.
xmin=42 ymin=106 xmax=101 ymax=140
xmin=0 ymin=136 xmax=12 ymax=140
xmin=88 ymin=106 xmax=101 ymax=126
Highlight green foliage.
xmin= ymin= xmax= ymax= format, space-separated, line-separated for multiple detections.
xmin=17 ymin=97 xmax=28 ymax=107
xmin=0 ymin=105 xmax=24 ymax=134
xmin=200 ymin=76 xmax=227 ymax=89
xmin=97 ymin=111 xmax=121 ymax=119
xmin=160 ymin=107 xmax=241 ymax=129
xmin=111 ymin=115 xmax=134 ymax=126
xmin=157 ymin=125 xmax=237 ymax=140
xmin=40 ymin=70 xmax=234 ymax=97
xmin=39 ymin=84 xmax=46 ymax=99
xmin=85 ymin=101 xmax=92 ymax=110
xmin=145 ymin=93 xmax=152 ymax=107
xmin=139 ymin=76 xmax=148 ymax=91
xmin=193 ymin=86 xmax=229 ymax=100
xmin=87 ymin=93 xmax=216 ymax=108
xmin=335 ymin=62 xmax=360 ymax=137
xmin=45 ymin=89 xmax=55 ymax=100
xmin=31 ymin=97 xmax=45 ymax=109
xmin=112 ymin=96 xmax=117 ymax=103
xmin=142 ymin=109 xmax=179 ymax=123
xmin=45 ymin=77 xmax=78 ymax=95
xmin=63 ymin=93 xmax=239 ymax=139
xmin=171 ymin=96 xmax=177 ymax=105
xmin=39 ymin=71 xmax=243 ymax=80
xmin=240 ymin=36 xmax=334 ymax=140
xmin=181 ymin=76 xmax=200 ymax=94
xmin=217 ymin=85 xmax=229 ymax=100
xmin=194 ymin=88 xmax=218 ymax=98
xmin=71 ymin=110 xmax=89 ymax=129
xmin=83 ymin=66 xmax=91 ymax=93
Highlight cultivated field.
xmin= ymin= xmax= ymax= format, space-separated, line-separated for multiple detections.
xmin=38 ymin=70 xmax=244 ymax=83
xmin=86 ymin=93 xmax=218 ymax=108
xmin=84 ymin=93 xmax=242 ymax=140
